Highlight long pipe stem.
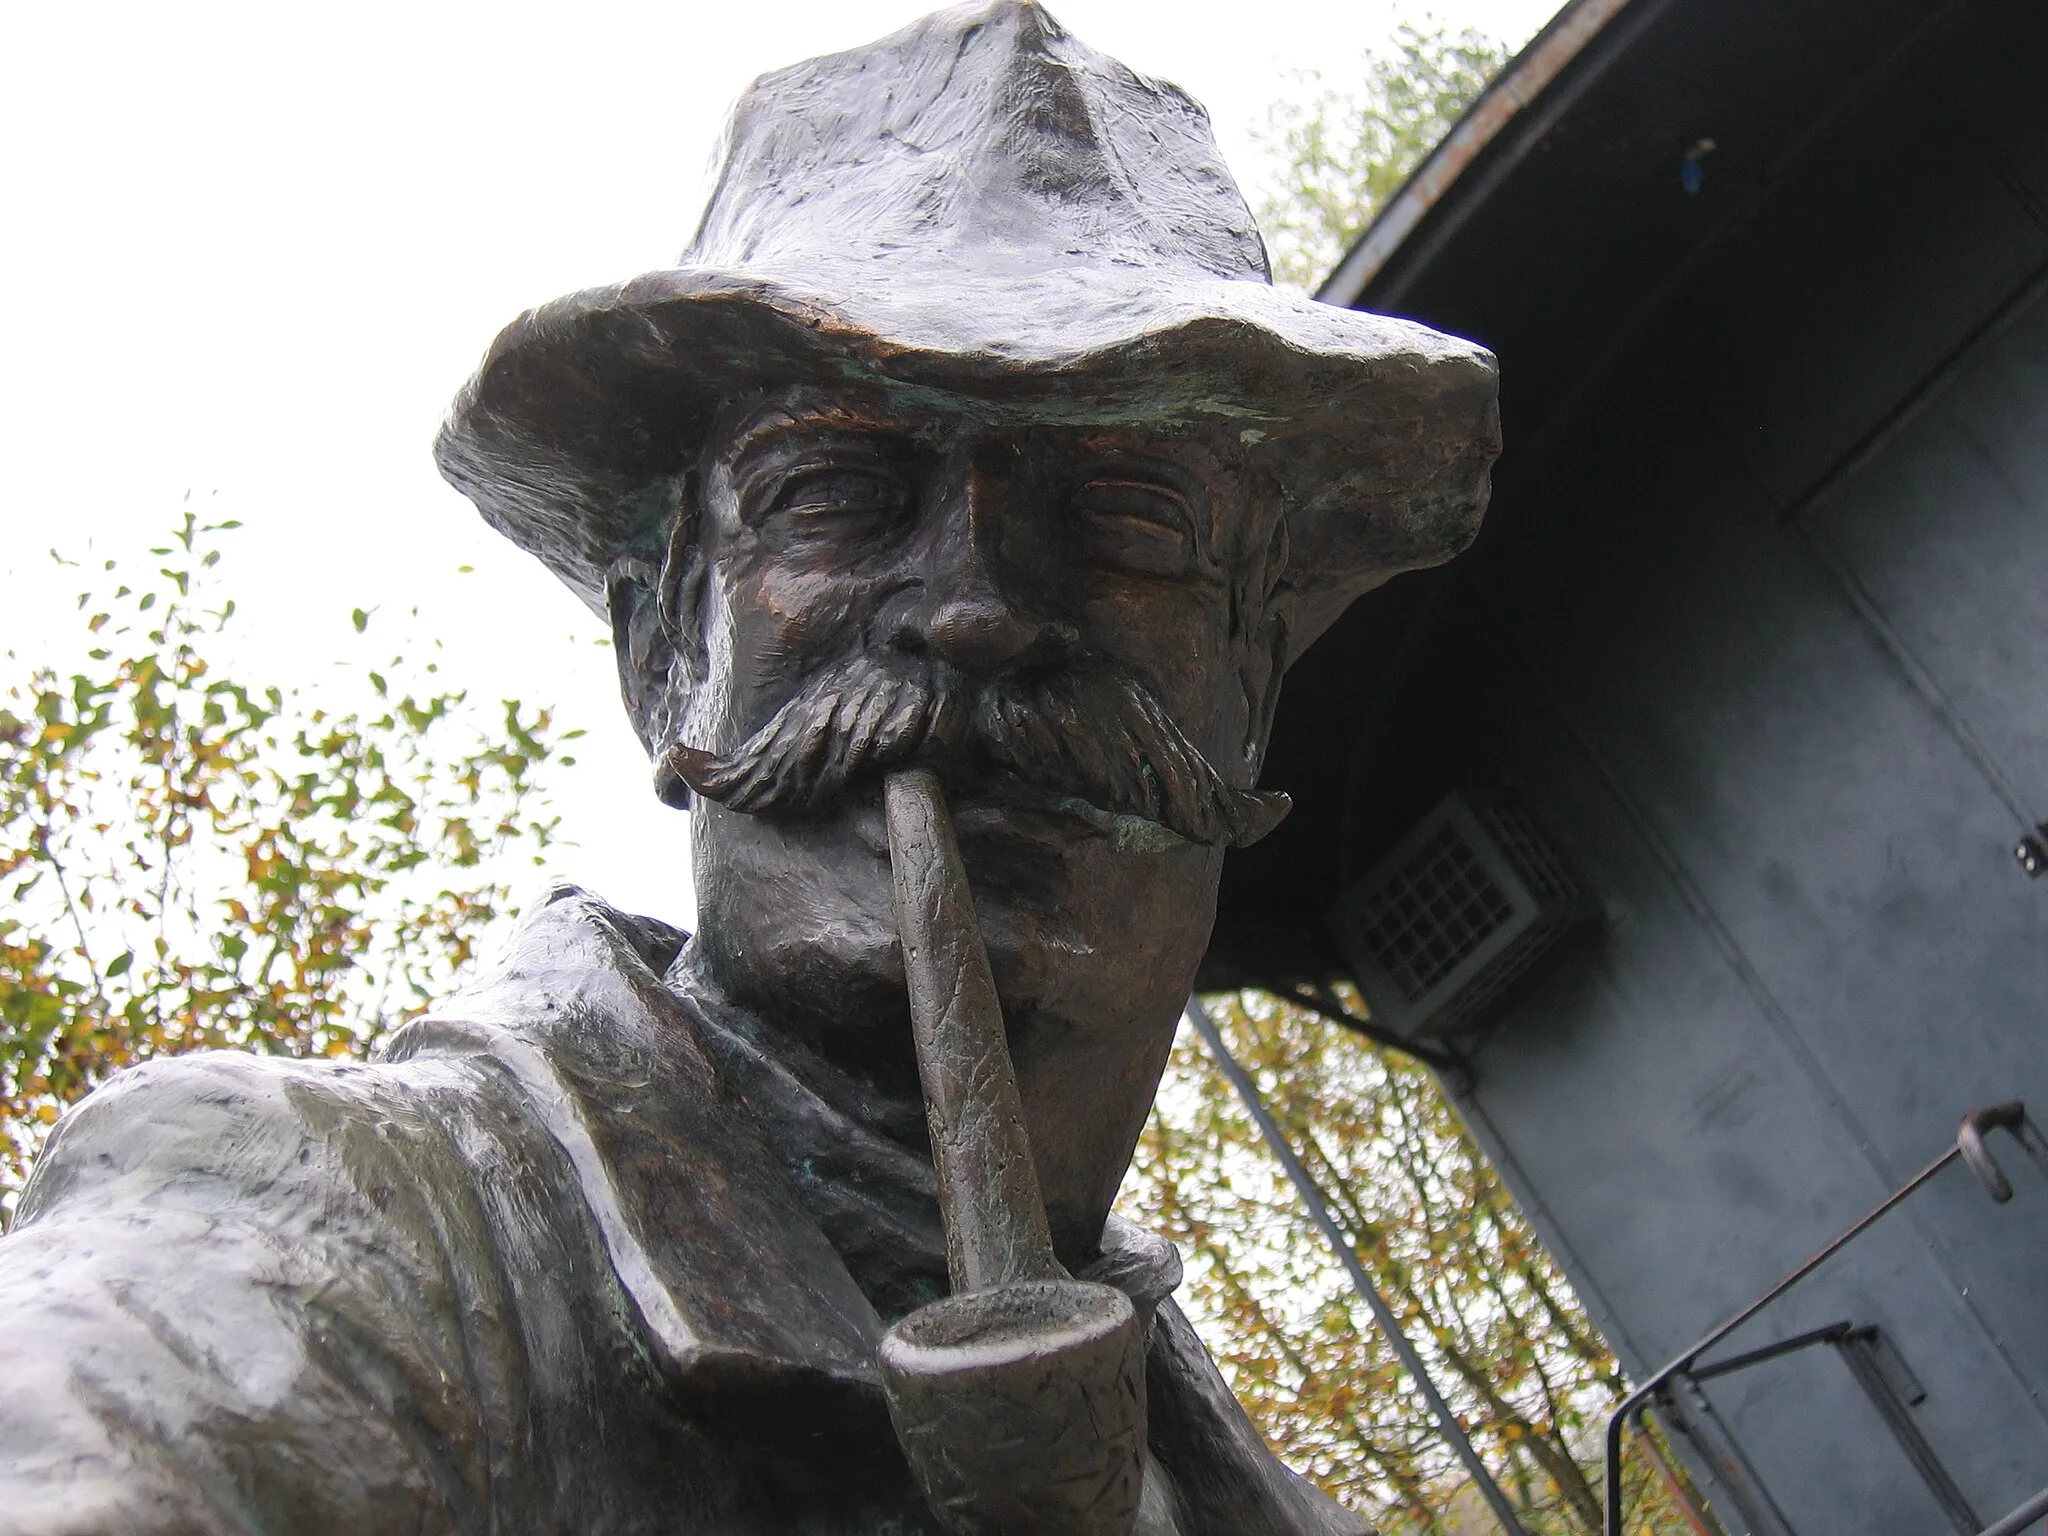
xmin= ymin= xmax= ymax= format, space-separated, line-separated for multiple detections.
xmin=885 ymin=766 xmax=1062 ymax=1293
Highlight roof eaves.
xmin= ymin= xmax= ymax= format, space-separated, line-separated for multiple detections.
xmin=1316 ymin=0 xmax=1650 ymax=311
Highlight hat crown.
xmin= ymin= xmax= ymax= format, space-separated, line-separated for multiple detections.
xmin=687 ymin=0 xmax=1270 ymax=287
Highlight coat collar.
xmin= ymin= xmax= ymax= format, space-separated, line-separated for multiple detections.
xmin=385 ymin=883 xmax=890 ymax=1404
xmin=389 ymin=885 xmax=1184 ymax=1395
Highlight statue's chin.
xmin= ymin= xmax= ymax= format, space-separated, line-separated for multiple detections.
xmin=689 ymin=797 xmax=1220 ymax=1060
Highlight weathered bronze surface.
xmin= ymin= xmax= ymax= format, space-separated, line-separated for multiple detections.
xmin=0 ymin=3 xmax=1498 ymax=1532
xmin=880 ymin=763 xmax=1146 ymax=1534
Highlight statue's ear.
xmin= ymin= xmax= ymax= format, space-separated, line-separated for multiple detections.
xmin=606 ymin=559 xmax=676 ymax=757
xmin=605 ymin=476 xmax=705 ymax=804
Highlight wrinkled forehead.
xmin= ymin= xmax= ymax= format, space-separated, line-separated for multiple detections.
xmin=695 ymin=383 xmax=1266 ymax=559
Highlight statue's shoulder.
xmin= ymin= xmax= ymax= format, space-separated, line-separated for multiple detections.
xmin=0 ymin=1046 xmax=587 ymax=1536
xmin=16 ymin=882 xmax=691 ymax=1230
xmin=15 ymin=1042 xmax=489 ymax=1233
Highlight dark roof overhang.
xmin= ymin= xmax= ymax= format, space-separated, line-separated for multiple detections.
xmin=1205 ymin=0 xmax=1977 ymax=989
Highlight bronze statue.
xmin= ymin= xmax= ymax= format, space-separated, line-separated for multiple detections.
xmin=0 ymin=4 xmax=1497 ymax=1532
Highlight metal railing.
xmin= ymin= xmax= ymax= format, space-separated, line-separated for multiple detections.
xmin=1602 ymin=1102 xmax=2048 ymax=1536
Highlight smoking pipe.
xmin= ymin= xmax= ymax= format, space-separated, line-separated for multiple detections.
xmin=880 ymin=765 xmax=1148 ymax=1536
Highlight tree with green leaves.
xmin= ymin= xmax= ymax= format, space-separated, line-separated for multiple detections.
xmin=1254 ymin=24 xmax=1510 ymax=292
xmin=0 ymin=513 xmax=572 ymax=1219
xmin=1125 ymin=992 xmax=1710 ymax=1533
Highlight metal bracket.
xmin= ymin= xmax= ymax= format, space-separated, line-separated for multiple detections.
xmin=1836 ymin=1326 xmax=1979 ymax=1533
xmin=1956 ymin=1101 xmax=2048 ymax=1202
xmin=1681 ymin=1320 xmax=1976 ymax=1533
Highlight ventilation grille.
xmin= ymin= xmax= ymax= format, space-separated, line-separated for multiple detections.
xmin=1327 ymin=791 xmax=1596 ymax=1042
xmin=1349 ymin=823 xmax=1516 ymax=1001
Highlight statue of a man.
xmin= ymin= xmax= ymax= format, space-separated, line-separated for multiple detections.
xmin=0 ymin=5 xmax=1497 ymax=1533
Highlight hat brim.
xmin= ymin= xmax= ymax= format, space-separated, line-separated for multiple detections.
xmin=434 ymin=261 xmax=1499 ymax=653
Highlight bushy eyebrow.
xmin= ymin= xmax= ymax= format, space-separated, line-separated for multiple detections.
xmin=714 ymin=403 xmax=911 ymax=481
xmin=1074 ymin=452 xmax=1224 ymax=563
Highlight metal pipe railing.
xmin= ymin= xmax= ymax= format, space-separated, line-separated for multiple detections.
xmin=1602 ymin=1102 xmax=2048 ymax=1536
xmin=1976 ymin=1482 xmax=2048 ymax=1536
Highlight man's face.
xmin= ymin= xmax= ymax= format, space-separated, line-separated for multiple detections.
xmin=670 ymin=385 xmax=1287 ymax=1074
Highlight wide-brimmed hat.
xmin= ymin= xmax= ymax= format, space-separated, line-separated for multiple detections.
xmin=435 ymin=0 xmax=1500 ymax=657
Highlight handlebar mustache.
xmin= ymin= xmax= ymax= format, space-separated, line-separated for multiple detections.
xmin=658 ymin=651 xmax=1289 ymax=850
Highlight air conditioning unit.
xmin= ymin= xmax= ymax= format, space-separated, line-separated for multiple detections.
xmin=1326 ymin=790 xmax=1596 ymax=1042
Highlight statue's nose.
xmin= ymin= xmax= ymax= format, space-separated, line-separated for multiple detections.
xmin=923 ymin=588 xmax=1059 ymax=675
xmin=902 ymin=463 xmax=1077 ymax=677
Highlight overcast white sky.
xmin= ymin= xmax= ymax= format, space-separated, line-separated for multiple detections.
xmin=0 ymin=0 xmax=1558 ymax=932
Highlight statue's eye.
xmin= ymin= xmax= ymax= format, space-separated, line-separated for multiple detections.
xmin=768 ymin=466 xmax=910 ymax=522
xmin=1073 ymin=477 xmax=1192 ymax=576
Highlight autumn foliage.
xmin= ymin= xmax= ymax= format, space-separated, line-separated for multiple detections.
xmin=0 ymin=515 xmax=571 ymax=1212
xmin=1124 ymin=992 xmax=1708 ymax=1532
